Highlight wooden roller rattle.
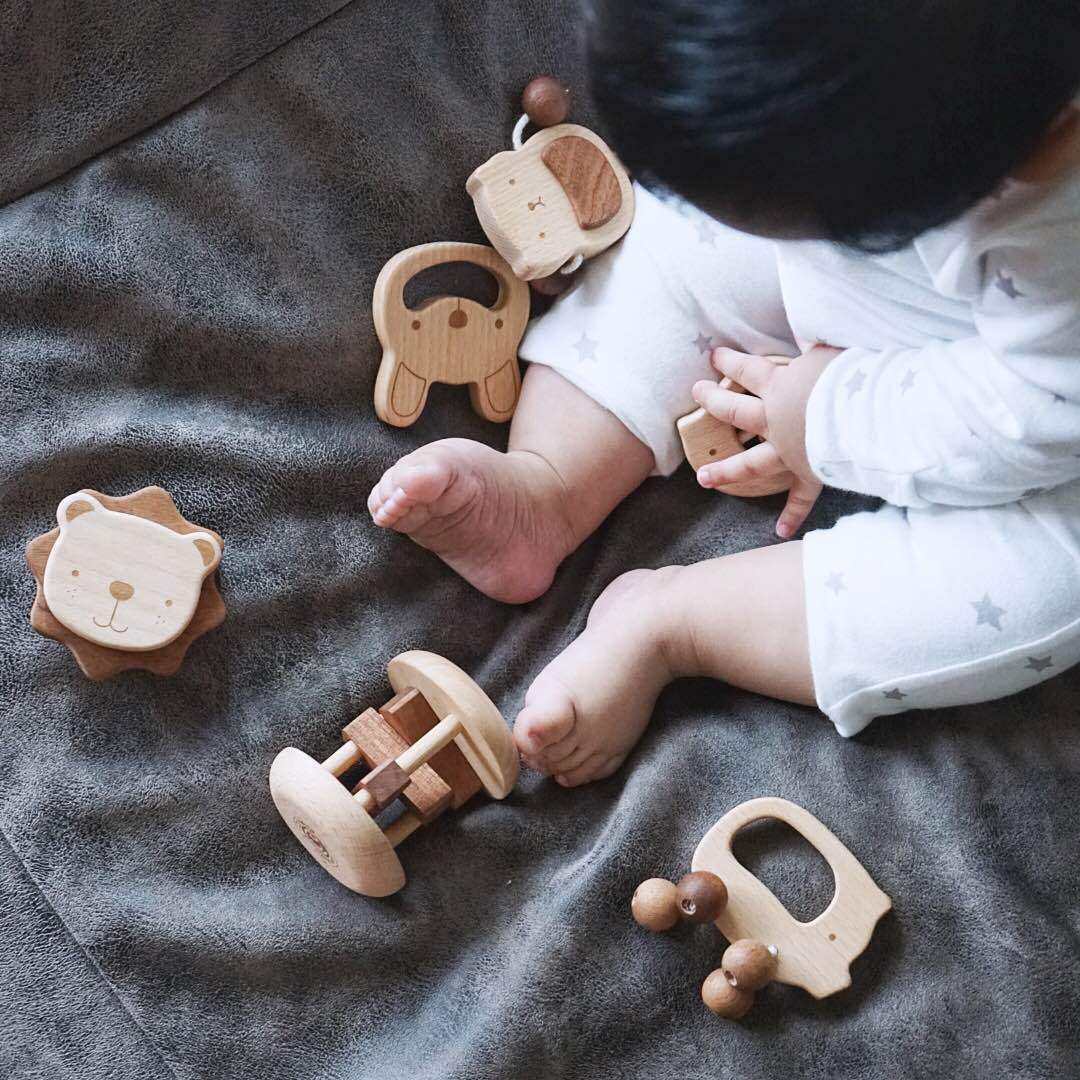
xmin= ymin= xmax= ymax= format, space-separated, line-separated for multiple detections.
xmin=632 ymin=798 xmax=892 ymax=1019
xmin=270 ymin=651 xmax=519 ymax=897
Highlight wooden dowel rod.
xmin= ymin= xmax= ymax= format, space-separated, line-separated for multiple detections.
xmin=395 ymin=713 xmax=463 ymax=775
xmin=384 ymin=811 xmax=424 ymax=848
xmin=351 ymin=713 xmax=462 ymax=811
xmin=323 ymin=741 xmax=362 ymax=777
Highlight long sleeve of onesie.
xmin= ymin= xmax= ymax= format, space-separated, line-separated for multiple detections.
xmin=803 ymin=181 xmax=1080 ymax=508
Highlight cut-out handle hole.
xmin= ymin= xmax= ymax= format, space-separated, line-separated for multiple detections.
xmin=403 ymin=262 xmax=501 ymax=311
xmin=732 ymin=818 xmax=836 ymax=924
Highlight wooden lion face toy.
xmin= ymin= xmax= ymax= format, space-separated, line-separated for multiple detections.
xmin=42 ymin=492 xmax=222 ymax=651
xmin=466 ymin=124 xmax=635 ymax=281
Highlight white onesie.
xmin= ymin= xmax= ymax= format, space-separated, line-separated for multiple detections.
xmin=520 ymin=176 xmax=1080 ymax=735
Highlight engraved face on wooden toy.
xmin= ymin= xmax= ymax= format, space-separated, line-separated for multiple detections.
xmin=42 ymin=492 xmax=222 ymax=652
xmin=372 ymin=241 xmax=531 ymax=427
xmin=466 ymin=124 xmax=635 ymax=280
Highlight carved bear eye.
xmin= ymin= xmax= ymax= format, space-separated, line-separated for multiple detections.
xmin=165 ymin=599 xmax=173 ymax=607
xmin=71 ymin=569 xmax=79 ymax=577
xmin=495 ymin=319 xmax=504 ymax=329
xmin=508 ymin=178 xmax=516 ymax=186
xmin=411 ymin=320 xmax=421 ymax=330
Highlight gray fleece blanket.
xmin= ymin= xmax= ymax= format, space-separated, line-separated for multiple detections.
xmin=2 ymin=3 xmax=1079 ymax=1078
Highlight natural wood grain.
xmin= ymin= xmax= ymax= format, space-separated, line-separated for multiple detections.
xmin=343 ymin=709 xmax=452 ymax=824
xmin=380 ymin=688 xmax=482 ymax=809
xmin=357 ymin=759 xmax=411 ymax=812
xmin=466 ymin=123 xmax=635 ymax=280
xmin=269 ymin=651 xmax=519 ymax=898
xmin=26 ymin=487 xmax=226 ymax=679
xmin=372 ymin=241 xmax=530 ymax=427
xmin=692 ymin=798 xmax=892 ymax=1000
xmin=269 ymin=747 xmax=405 ymax=897
xmin=677 ymin=355 xmax=792 ymax=498
xmin=386 ymin=651 xmax=519 ymax=799
xmin=541 ymin=135 xmax=622 ymax=230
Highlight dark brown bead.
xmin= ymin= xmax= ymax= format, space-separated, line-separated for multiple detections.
xmin=675 ymin=870 xmax=728 ymax=923
xmin=702 ymin=969 xmax=754 ymax=1019
xmin=522 ymin=76 xmax=570 ymax=128
xmin=721 ymin=939 xmax=776 ymax=992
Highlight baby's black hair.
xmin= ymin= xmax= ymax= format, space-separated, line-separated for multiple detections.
xmin=588 ymin=1 xmax=1080 ymax=251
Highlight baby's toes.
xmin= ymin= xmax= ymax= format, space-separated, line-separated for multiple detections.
xmin=543 ymin=741 xmax=592 ymax=776
xmin=514 ymin=681 xmax=577 ymax=758
xmin=555 ymin=753 xmax=625 ymax=788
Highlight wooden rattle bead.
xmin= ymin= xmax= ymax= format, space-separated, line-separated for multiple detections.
xmin=721 ymin=939 xmax=776 ymax=992
xmin=631 ymin=877 xmax=680 ymax=932
xmin=522 ymin=76 xmax=570 ymax=128
xmin=701 ymin=969 xmax=755 ymax=1019
xmin=676 ymin=870 xmax=728 ymax=924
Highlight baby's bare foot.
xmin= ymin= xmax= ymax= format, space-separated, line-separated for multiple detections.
xmin=368 ymin=439 xmax=577 ymax=604
xmin=514 ymin=569 xmax=676 ymax=786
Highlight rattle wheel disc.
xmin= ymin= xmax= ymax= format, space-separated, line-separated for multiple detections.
xmin=270 ymin=747 xmax=405 ymax=897
xmin=387 ymin=651 xmax=519 ymax=799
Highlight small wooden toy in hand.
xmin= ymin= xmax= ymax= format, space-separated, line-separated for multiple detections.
xmin=677 ymin=355 xmax=793 ymax=498
xmin=467 ymin=76 xmax=635 ymax=287
xmin=632 ymin=798 xmax=892 ymax=1019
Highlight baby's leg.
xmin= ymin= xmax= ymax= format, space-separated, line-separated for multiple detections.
xmin=368 ymin=365 xmax=654 ymax=603
xmin=516 ymin=542 xmax=814 ymax=785
xmin=370 ymin=183 xmax=794 ymax=604
xmin=518 ymin=485 xmax=1080 ymax=784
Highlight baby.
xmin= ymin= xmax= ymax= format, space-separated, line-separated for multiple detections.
xmin=370 ymin=0 xmax=1080 ymax=785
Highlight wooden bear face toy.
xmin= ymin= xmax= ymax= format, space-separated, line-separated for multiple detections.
xmin=43 ymin=492 xmax=222 ymax=651
xmin=466 ymin=124 xmax=635 ymax=281
xmin=372 ymin=241 xmax=530 ymax=427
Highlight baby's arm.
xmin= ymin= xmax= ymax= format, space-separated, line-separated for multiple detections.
xmin=804 ymin=219 xmax=1080 ymax=508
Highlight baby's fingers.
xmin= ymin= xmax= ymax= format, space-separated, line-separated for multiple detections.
xmin=776 ymin=477 xmax=823 ymax=539
xmin=697 ymin=441 xmax=784 ymax=489
xmin=691 ymin=381 xmax=767 ymax=435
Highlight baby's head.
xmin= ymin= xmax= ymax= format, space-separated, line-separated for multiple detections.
xmin=588 ymin=0 xmax=1080 ymax=250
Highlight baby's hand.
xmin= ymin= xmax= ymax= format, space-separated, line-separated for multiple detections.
xmin=692 ymin=344 xmax=840 ymax=538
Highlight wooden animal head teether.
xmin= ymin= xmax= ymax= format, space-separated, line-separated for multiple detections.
xmin=677 ymin=355 xmax=793 ymax=498
xmin=269 ymin=651 xmax=519 ymax=897
xmin=26 ymin=487 xmax=226 ymax=679
xmin=466 ymin=77 xmax=635 ymax=281
xmin=632 ymin=798 xmax=891 ymax=1019
xmin=372 ymin=241 xmax=530 ymax=427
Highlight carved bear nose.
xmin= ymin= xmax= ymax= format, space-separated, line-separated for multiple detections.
xmin=448 ymin=309 xmax=469 ymax=329
xmin=110 ymin=580 xmax=135 ymax=601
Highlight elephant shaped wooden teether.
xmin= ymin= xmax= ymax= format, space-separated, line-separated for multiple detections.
xmin=466 ymin=77 xmax=635 ymax=281
xmin=372 ymin=241 xmax=530 ymax=427
xmin=632 ymin=798 xmax=891 ymax=1019
xmin=270 ymin=651 xmax=519 ymax=896
xmin=26 ymin=487 xmax=226 ymax=679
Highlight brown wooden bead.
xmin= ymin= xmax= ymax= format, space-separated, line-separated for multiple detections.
xmin=522 ymin=76 xmax=570 ymax=128
xmin=701 ymin=969 xmax=754 ymax=1019
xmin=721 ymin=939 xmax=776 ymax=992
xmin=676 ymin=871 xmax=728 ymax=924
xmin=631 ymin=877 xmax=680 ymax=932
